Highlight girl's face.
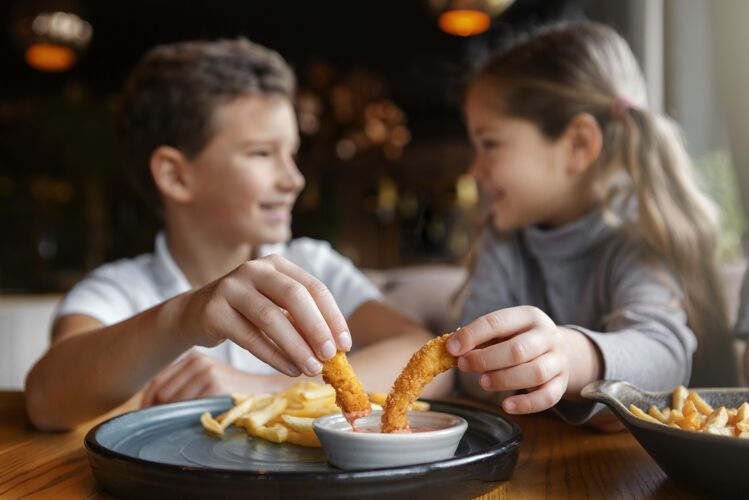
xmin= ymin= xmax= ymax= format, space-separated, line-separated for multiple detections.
xmin=187 ymin=95 xmax=305 ymax=246
xmin=465 ymin=83 xmax=590 ymax=231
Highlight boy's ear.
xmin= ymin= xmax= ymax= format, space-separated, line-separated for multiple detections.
xmin=149 ymin=146 xmax=194 ymax=204
xmin=563 ymin=113 xmax=603 ymax=176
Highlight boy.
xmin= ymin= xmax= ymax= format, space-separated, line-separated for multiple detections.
xmin=25 ymin=38 xmax=450 ymax=431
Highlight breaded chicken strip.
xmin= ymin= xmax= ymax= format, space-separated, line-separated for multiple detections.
xmin=381 ymin=333 xmax=456 ymax=433
xmin=322 ymin=351 xmax=371 ymax=427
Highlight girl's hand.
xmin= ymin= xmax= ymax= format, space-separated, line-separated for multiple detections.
xmin=172 ymin=254 xmax=352 ymax=378
xmin=448 ymin=306 xmax=594 ymax=414
xmin=139 ymin=351 xmax=293 ymax=407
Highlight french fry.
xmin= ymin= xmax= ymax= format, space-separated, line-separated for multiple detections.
xmin=280 ymin=415 xmax=315 ymax=434
xmin=687 ymin=391 xmax=713 ymax=416
xmin=285 ymin=428 xmax=321 ymax=447
xmin=217 ymin=395 xmax=263 ymax=430
xmin=246 ymin=422 xmax=288 ymax=443
xmin=302 ymin=385 xmax=336 ymax=401
xmin=704 ymin=426 xmax=733 ymax=436
xmin=246 ymin=397 xmax=288 ymax=428
xmin=200 ymin=412 xmax=223 ymax=434
xmin=284 ymin=406 xmax=340 ymax=418
xmin=648 ymin=406 xmax=668 ymax=423
xmin=703 ymin=406 xmax=728 ymax=431
xmin=667 ymin=409 xmax=684 ymax=425
xmin=737 ymin=402 xmax=749 ymax=422
xmin=672 ymin=386 xmax=688 ymax=412
xmin=628 ymin=386 xmax=749 ymax=439
xmin=736 ymin=419 xmax=749 ymax=434
xmin=202 ymin=379 xmax=433 ymax=448
xmin=629 ymin=404 xmax=663 ymax=425
xmin=727 ymin=408 xmax=739 ymax=425
xmin=369 ymin=392 xmax=429 ymax=411
xmin=368 ymin=392 xmax=387 ymax=405
xmin=411 ymin=400 xmax=431 ymax=411
xmin=682 ymin=400 xmax=698 ymax=418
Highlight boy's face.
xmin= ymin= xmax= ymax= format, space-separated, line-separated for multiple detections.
xmin=185 ymin=95 xmax=304 ymax=246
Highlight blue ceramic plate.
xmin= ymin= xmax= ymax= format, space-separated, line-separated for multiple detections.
xmin=582 ymin=380 xmax=749 ymax=497
xmin=84 ymin=398 xmax=521 ymax=499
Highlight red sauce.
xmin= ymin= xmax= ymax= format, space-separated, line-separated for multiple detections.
xmin=352 ymin=426 xmax=435 ymax=433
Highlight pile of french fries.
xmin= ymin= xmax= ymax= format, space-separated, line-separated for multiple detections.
xmin=629 ymin=385 xmax=749 ymax=438
xmin=200 ymin=381 xmax=430 ymax=447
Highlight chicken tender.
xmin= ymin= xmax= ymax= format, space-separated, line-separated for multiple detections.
xmin=381 ymin=333 xmax=456 ymax=433
xmin=322 ymin=351 xmax=371 ymax=426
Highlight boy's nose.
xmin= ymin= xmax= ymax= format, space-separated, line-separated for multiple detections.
xmin=278 ymin=158 xmax=306 ymax=193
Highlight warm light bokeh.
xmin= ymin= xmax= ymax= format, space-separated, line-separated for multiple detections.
xmin=24 ymin=43 xmax=76 ymax=72
xmin=438 ymin=9 xmax=491 ymax=37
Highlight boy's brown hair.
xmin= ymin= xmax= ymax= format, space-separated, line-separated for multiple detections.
xmin=115 ymin=38 xmax=295 ymax=211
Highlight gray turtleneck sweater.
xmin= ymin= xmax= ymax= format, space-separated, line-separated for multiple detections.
xmin=458 ymin=209 xmax=696 ymax=424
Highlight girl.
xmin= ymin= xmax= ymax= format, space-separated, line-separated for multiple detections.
xmin=447 ymin=22 xmax=738 ymax=424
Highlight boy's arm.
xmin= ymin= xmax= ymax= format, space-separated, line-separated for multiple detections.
xmin=344 ymin=300 xmax=453 ymax=398
xmin=25 ymin=255 xmax=354 ymax=431
xmin=25 ymin=302 xmax=193 ymax=431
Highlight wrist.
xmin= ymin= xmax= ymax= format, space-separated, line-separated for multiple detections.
xmin=158 ymin=292 xmax=197 ymax=350
xmin=560 ymin=327 xmax=603 ymax=399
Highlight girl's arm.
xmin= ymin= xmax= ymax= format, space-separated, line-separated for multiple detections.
xmin=450 ymin=248 xmax=697 ymax=421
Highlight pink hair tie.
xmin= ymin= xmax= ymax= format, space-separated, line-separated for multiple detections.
xmin=610 ymin=96 xmax=635 ymax=119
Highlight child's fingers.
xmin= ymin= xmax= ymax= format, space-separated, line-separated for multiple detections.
xmin=248 ymin=262 xmax=338 ymax=362
xmin=227 ymin=288 xmax=323 ymax=377
xmin=263 ymin=255 xmax=352 ymax=352
xmin=217 ymin=297 xmax=301 ymax=377
xmin=457 ymin=328 xmax=550 ymax=372
xmin=502 ymin=374 xmax=566 ymax=414
xmin=151 ymin=353 xmax=211 ymax=404
xmin=478 ymin=352 xmax=562 ymax=392
xmin=449 ymin=306 xmax=550 ymax=356
xmin=141 ymin=351 xmax=198 ymax=407
xmin=169 ymin=376 xmax=215 ymax=403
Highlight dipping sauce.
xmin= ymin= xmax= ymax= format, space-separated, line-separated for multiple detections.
xmin=352 ymin=426 xmax=435 ymax=434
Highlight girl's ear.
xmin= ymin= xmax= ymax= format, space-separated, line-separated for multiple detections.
xmin=563 ymin=113 xmax=603 ymax=175
xmin=149 ymin=146 xmax=194 ymax=204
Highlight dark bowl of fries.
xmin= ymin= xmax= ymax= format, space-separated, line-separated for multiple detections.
xmin=582 ymin=380 xmax=749 ymax=496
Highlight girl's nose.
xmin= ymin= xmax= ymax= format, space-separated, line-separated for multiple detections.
xmin=468 ymin=158 xmax=483 ymax=181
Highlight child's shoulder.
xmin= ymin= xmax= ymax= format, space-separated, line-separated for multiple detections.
xmin=262 ymin=237 xmax=335 ymax=261
xmin=87 ymin=252 xmax=156 ymax=284
xmin=477 ymin=228 xmax=526 ymax=263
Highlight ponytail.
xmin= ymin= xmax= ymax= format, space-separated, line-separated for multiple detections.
xmin=601 ymin=107 xmax=738 ymax=386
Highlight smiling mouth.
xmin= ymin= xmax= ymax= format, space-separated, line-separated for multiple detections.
xmin=259 ymin=202 xmax=292 ymax=221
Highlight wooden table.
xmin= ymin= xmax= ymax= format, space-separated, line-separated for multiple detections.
xmin=0 ymin=391 xmax=697 ymax=499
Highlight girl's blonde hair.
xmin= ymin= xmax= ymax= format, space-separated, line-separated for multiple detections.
xmin=468 ymin=21 xmax=737 ymax=386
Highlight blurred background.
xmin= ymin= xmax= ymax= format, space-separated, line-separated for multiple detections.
xmin=2 ymin=0 xmax=749 ymax=386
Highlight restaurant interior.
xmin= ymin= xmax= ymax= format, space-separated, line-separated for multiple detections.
xmin=3 ymin=0 xmax=749 ymax=497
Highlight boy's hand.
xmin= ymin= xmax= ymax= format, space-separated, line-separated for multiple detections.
xmin=139 ymin=351 xmax=292 ymax=407
xmin=175 ymin=254 xmax=352 ymax=378
xmin=447 ymin=306 xmax=580 ymax=415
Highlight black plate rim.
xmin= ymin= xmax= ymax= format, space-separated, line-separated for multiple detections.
xmin=84 ymin=397 xmax=522 ymax=480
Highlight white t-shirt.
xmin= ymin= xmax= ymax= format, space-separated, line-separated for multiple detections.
xmin=55 ymin=232 xmax=383 ymax=374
